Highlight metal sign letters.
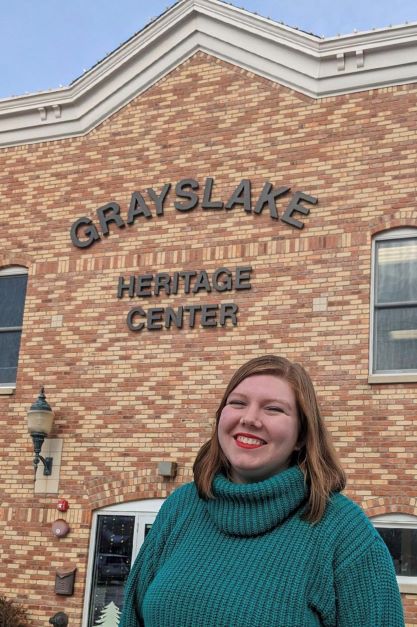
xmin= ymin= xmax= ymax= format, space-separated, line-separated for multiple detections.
xmin=69 ymin=178 xmax=317 ymax=249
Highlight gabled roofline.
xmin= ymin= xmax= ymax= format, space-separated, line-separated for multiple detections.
xmin=1 ymin=0 xmax=417 ymax=148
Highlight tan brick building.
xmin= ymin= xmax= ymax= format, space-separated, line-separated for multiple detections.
xmin=0 ymin=1 xmax=416 ymax=624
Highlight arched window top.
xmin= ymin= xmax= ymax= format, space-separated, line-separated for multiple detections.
xmin=373 ymin=227 xmax=417 ymax=241
xmin=94 ymin=498 xmax=164 ymax=514
xmin=371 ymin=513 xmax=417 ymax=527
xmin=0 ymin=265 xmax=28 ymax=276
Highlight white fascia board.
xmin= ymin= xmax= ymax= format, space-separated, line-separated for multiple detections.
xmin=320 ymin=21 xmax=417 ymax=52
xmin=1 ymin=0 xmax=417 ymax=147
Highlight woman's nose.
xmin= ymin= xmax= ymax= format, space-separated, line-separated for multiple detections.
xmin=240 ymin=404 xmax=262 ymax=427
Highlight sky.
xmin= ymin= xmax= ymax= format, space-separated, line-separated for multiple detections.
xmin=1 ymin=0 xmax=417 ymax=99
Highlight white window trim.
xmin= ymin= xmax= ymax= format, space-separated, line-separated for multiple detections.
xmin=0 ymin=266 xmax=28 ymax=276
xmin=369 ymin=228 xmax=417 ymax=383
xmin=0 ymin=265 xmax=28 ymax=390
xmin=372 ymin=513 xmax=417 ymax=594
xmin=82 ymin=498 xmax=164 ymax=627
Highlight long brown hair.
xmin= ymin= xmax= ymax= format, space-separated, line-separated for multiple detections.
xmin=193 ymin=355 xmax=346 ymax=523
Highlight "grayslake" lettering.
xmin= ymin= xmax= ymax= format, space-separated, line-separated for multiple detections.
xmin=70 ymin=178 xmax=318 ymax=248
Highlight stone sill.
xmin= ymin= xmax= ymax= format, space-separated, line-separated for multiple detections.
xmin=368 ymin=373 xmax=417 ymax=384
xmin=399 ymin=579 xmax=417 ymax=595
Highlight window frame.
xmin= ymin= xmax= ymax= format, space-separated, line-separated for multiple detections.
xmin=369 ymin=228 xmax=417 ymax=383
xmin=82 ymin=499 xmax=164 ymax=627
xmin=371 ymin=513 xmax=417 ymax=594
xmin=0 ymin=265 xmax=28 ymax=391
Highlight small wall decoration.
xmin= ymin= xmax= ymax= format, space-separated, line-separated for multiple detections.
xmin=54 ymin=567 xmax=77 ymax=596
xmin=52 ymin=519 xmax=70 ymax=538
xmin=57 ymin=499 xmax=69 ymax=512
xmin=49 ymin=611 xmax=69 ymax=626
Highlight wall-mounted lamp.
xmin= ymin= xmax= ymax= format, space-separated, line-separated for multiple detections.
xmin=27 ymin=387 xmax=54 ymax=478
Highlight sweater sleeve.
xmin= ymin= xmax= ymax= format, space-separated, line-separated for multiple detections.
xmin=334 ymin=535 xmax=405 ymax=627
xmin=119 ymin=484 xmax=193 ymax=627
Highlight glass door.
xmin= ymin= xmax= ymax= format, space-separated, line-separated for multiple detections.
xmin=84 ymin=501 xmax=163 ymax=627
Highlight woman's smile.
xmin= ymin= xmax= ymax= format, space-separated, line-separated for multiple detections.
xmin=234 ymin=432 xmax=267 ymax=448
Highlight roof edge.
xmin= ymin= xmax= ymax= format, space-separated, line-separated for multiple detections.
xmin=1 ymin=0 xmax=417 ymax=147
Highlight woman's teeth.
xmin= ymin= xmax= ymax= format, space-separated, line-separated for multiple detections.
xmin=236 ymin=435 xmax=264 ymax=446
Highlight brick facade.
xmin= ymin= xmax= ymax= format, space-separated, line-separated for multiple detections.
xmin=1 ymin=49 xmax=416 ymax=624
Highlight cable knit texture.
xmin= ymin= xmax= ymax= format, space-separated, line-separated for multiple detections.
xmin=119 ymin=466 xmax=404 ymax=627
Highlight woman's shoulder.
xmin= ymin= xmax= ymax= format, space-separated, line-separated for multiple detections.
xmin=319 ymin=491 xmax=385 ymax=571
xmin=326 ymin=490 xmax=372 ymax=519
xmin=167 ymin=480 xmax=198 ymax=501
xmin=322 ymin=491 xmax=377 ymax=535
xmin=143 ymin=481 xmax=200 ymax=542
xmin=157 ymin=481 xmax=199 ymax=516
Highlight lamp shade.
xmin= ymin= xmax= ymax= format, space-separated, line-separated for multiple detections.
xmin=27 ymin=387 xmax=54 ymax=435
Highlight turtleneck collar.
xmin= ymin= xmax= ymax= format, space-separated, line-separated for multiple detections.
xmin=206 ymin=465 xmax=308 ymax=537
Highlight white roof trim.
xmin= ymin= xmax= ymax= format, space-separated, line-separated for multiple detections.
xmin=2 ymin=0 xmax=417 ymax=147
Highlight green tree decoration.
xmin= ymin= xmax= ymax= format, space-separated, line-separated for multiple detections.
xmin=93 ymin=601 xmax=121 ymax=626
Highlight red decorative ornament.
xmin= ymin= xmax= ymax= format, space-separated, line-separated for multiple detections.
xmin=57 ymin=499 xmax=69 ymax=512
xmin=52 ymin=519 xmax=70 ymax=538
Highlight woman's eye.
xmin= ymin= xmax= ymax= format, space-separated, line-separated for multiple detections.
xmin=228 ymin=399 xmax=245 ymax=406
xmin=267 ymin=406 xmax=285 ymax=413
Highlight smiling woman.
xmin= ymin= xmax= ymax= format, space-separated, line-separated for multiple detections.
xmin=120 ymin=356 xmax=405 ymax=627
xmin=217 ymin=374 xmax=300 ymax=484
xmin=194 ymin=355 xmax=346 ymax=522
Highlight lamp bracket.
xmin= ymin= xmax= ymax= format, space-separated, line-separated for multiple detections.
xmin=31 ymin=431 xmax=53 ymax=478
xmin=39 ymin=455 xmax=53 ymax=476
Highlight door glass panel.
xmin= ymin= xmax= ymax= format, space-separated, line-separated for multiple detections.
xmin=88 ymin=515 xmax=135 ymax=627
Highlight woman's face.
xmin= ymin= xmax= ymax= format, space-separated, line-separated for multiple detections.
xmin=217 ymin=374 xmax=300 ymax=483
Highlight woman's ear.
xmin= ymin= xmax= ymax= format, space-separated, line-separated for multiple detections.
xmin=294 ymin=438 xmax=306 ymax=454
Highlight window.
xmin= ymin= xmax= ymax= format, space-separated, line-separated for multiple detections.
xmin=82 ymin=499 xmax=164 ymax=627
xmin=372 ymin=513 xmax=417 ymax=594
xmin=370 ymin=229 xmax=417 ymax=381
xmin=0 ymin=266 xmax=28 ymax=387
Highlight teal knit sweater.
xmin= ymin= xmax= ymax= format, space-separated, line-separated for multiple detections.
xmin=119 ymin=466 xmax=404 ymax=627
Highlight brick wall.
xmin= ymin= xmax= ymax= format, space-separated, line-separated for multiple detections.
xmin=0 ymin=52 xmax=416 ymax=625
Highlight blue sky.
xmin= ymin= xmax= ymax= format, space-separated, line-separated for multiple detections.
xmin=2 ymin=0 xmax=417 ymax=99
